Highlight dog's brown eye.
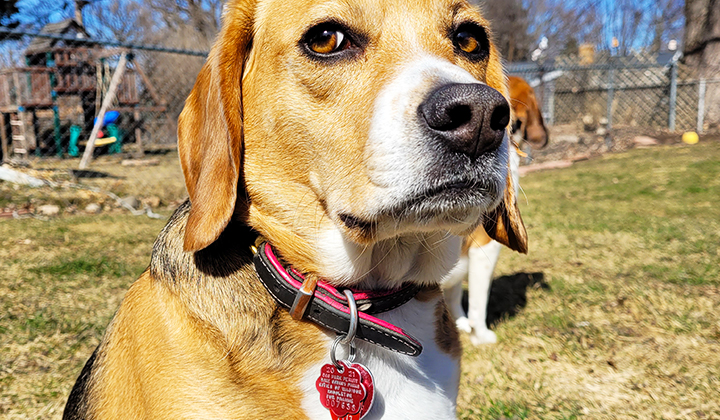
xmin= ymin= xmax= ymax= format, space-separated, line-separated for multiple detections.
xmin=308 ymin=29 xmax=346 ymax=54
xmin=452 ymin=23 xmax=489 ymax=61
xmin=301 ymin=22 xmax=366 ymax=62
xmin=456 ymin=32 xmax=479 ymax=54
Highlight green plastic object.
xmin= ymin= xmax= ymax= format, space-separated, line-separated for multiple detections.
xmin=106 ymin=124 xmax=123 ymax=154
xmin=69 ymin=125 xmax=82 ymax=157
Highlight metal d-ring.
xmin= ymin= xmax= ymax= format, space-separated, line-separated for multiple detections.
xmin=330 ymin=289 xmax=359 ymax=370
xmin=341 ymin=289 xmax=358 ymax=345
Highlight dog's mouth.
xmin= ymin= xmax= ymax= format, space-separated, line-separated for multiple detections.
xmin=414 ymin=179 xmax=479 ymax=199
xmin=385 ymin=177 xmax=499 ymax=220
xmin=337 ymin=176 xmax=501 ymax=239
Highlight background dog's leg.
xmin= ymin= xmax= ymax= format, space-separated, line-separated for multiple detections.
xmin=444 ymin=256 xmax=471 ymax=332
xmin=467 ymin=241 xmax=502 ymax=345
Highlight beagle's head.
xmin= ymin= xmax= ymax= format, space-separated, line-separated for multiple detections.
xmin=179 ymin=0 xmax=527 ymax=283
xmin=508 ymin=75 xmax=549 ymax=149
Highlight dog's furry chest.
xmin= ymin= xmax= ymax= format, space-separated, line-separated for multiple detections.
xmin=152 ymin=204 xmax=461 ymax=418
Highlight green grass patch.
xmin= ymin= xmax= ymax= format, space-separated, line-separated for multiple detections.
xmin=30 ymin=256 xmax=136 ymax=278
xmin=459 ymin=399 xmax=531 ymax=419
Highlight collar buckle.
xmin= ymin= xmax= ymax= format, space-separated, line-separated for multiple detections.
xmin=289 ymin=275 xmax=318 ymax=320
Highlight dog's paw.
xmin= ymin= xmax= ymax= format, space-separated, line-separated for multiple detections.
xmin=469 ymin=328 xmax=497 ymax=345
xmin=456 ymin=317 xmax=472 ymax=333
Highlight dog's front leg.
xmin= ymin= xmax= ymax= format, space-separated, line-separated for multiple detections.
xmin=466 ymin=241 xmax=501 ymax=345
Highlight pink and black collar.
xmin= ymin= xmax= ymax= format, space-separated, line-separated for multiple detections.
xmin=253 ymin=241 xmax=423 ymax=356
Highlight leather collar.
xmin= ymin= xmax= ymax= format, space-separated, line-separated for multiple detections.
xmin=253 ymin=241 xmax=423 ymax=356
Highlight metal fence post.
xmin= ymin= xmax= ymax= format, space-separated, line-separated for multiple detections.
xmin=668 ymin=60 xmax=678 ymax=131
xmin=697 ymin=79 xmax=706 ymax=134
xmin=545 ymin=76 xmax=555 ymax=126
xmin=606 ymin=63 xmax=615 ymax=131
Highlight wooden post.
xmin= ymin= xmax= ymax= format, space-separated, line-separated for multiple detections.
xmin=0 ymin=113 xmax=8 ymax=161
xmin=79 ymin=53 xmax=127 ymax=169
xmin=12 ymin=72 xmax=21 ymax=104
xmin=95 ymin=59 xmax=102 ymax=114
xmin=133 ymin=108 xmax=144 ymax=158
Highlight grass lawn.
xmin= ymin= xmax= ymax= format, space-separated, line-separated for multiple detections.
xmin=459 ymin=141 xmax=720 ymax=419
xmin=1 ymin=141 xmax=719 ymax=419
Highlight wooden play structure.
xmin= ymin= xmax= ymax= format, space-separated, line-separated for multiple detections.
xmin=0 ymin=18 xmax=166 ymax=163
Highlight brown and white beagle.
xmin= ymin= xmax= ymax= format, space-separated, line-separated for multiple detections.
xmin=63 ymin=1 xmax=526 ymax=419
xmin=443 ymin=75 xmax=548 ymax=346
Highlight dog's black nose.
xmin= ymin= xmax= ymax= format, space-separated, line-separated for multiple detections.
xmin=419 ymin=83 xmax=510 ymax=158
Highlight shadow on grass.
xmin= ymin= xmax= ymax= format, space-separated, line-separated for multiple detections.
xmin=462 ymin=272 xmax=550 ymax=328
xmin=70 ymin=169 xmax=123 ymax=179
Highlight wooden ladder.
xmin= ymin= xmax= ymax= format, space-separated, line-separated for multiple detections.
xmin=9 ymin=112 xmax=28 ymax=158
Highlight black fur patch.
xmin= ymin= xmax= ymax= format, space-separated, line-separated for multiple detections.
xmin=63 ymin=346 xmax=98 ymax=420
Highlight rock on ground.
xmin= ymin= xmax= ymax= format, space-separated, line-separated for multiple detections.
xmin=38 ymin=204 xmax=60 ymax=216
xmin=85 ymin=203 xmax=102 ymax=214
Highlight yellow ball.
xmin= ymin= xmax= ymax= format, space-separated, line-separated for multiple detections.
xmin=682 ymin=131 xmax=699 ymax=145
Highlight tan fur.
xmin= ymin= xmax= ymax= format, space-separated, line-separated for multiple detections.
xmin=462 ymin=227 xmax=493 ymax=254
xmin=65 ymin=1 xmax=518 ymax=418
xmin=414 ymin=286 xmax=461 ymax=358
xmin=481 ymin=168 xmax=528 ymax=254
xmin=415 ymin=284 xmax=443 ymax=302
xmin=413 ymin=286 xmax=461 ymax=359
xmin=178 ymin=1 xmax=255 ymax=252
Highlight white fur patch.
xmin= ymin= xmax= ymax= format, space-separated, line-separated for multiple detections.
xmin=441 ymin=254 xmax=468 ymax=323
xmin=364 ymin=57 xmax=482 ymax=211
xmin=300 ymin=297 xmax=459 ymax=420
xmin=316 ymin=226 xmax=461 ymax=290
xmin=466 ymin=240 xmax=501 ymax=345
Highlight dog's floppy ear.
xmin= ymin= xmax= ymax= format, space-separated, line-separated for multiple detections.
xmin=177 ymin=2 xmax=255 ymax=252
xmin=482 ymin=151 xmax=528 ymax=254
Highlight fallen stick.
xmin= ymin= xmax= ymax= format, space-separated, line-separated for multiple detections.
xmin=79 ymin=53 xmax=128 ymax=169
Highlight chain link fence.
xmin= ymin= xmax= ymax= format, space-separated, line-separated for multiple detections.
xmin=508 ymin=53 xmax=720 ymax=135
xmin=1 ymin=26 xmax=718 ymax=216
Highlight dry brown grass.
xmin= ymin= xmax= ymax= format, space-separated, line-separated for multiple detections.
xmin=1 ymin=141 xmax=718 ymax=419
